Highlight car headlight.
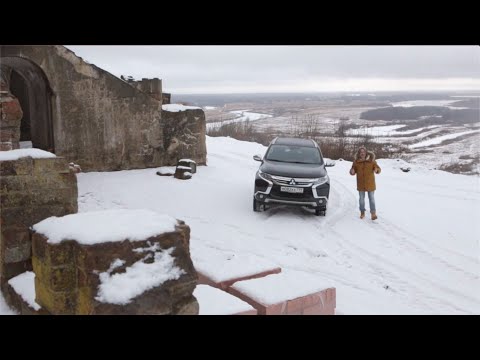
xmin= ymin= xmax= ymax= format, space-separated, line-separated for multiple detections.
xmin=258 ymin=170 xmax=273 ymax=182
xmin=314 ymin=175 xmax=329 ymax=186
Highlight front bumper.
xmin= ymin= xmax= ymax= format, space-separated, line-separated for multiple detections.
xmin=254 ymin=176 xmax=329 ymax=208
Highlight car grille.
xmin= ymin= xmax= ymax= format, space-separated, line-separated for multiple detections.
xmin=270 ymin=185 xmax=314 ymax=199
xmin=270 ymin=175 xmax=316 ymax=187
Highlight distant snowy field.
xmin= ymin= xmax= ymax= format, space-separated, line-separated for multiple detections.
xmin=207 ymin=110 xmax=273 ymax=130
xmin=2 ymin=136 xmax=479 ymax=315
xmin=390 ymin=100 xmax=460 ymax=108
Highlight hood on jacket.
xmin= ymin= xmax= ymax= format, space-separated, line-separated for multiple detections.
xmin=355 ymin=149 xmax=376 ymax=161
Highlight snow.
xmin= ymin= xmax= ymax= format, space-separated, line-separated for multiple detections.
xmin=162 ymin=104 xmax=202 ymax=112
xmin=194 ymin=285 xmax=255 ymax=315
xmin=0 ymin=148 xmax=56 ymax=161
xmin=232 ymin=270 xmax=333 ymax=305
xmin=207 ymin=110 xmax=273 ymax=130
xmin=409 ymin=130 xmax=480 ymax=149
xmin=8 ymin=271 xmax=41 ymax=311
xmin=156 ymin=166 xmax=176 ymax=175
xmin=32 ymin=209 xmax=178 ymax=244
xmin=391 ymin=100 xmax=459 ymax=107
xmin=450 ymin=95 xmax=480 ymax=98
xmin=391 ymin=125 xmax=440 ymax=135
xmin=184 ymin=172 xmax=192 ymax=176
xmin=61 ymin=136 xmax=480 ymax=315
xmin=192 ymin=243 xmax=280 ymax=283
xmin=347 ymin=125 xmax=407 ymax=136
xmin=177 ymin=166 xmax=191 ymax=170
xmin=348 ymin=125 xmax=445 ymax=137
xmin=95 ymin=247 xmax=185 ymax=305
xmin=179 ymin=159 xmax=196 ymax=163
xmin=204 ymin=106 xmax=217 ymax=110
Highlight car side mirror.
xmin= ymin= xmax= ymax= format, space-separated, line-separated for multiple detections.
xmin=253 ymin=154 xmax=263 ymax=162
xmin=325 ymin=161 xmax=336 ymax=167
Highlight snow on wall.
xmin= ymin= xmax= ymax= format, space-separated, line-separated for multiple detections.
xmin=162 ymin=104 xmax=202 ymax=112
xmin=8 ymin=271 xmax=41 ymax=311
xmin=0 ymin=148 xmax=56 ymax=161
xmin=95 ymin=248 xmax=185 ymax=305
xmin=32 ymin=209 xmax=178 ymax=244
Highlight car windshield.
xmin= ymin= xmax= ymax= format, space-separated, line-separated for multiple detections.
xmin=265 ymin=144 xmax=323 ymax=165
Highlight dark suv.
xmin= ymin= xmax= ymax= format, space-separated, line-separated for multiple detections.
xmin=253 ymin=137 xmax=330 ymax=216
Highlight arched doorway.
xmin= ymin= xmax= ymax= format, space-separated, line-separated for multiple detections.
xmin=1 ymin=57 xmax=55 ymax=152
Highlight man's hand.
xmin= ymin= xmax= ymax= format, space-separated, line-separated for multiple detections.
xmin=349 ymin=168 xmax=355 ymax=176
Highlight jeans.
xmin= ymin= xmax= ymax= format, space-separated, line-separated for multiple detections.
xmin=359 ymin=191 xmax=376 ymax=212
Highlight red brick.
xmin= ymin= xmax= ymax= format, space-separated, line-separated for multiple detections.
xmin=198 ymin=267 xmax=282 ymax=290
xmin=264 ymin=302 xmax=287 ymax=315
xmin=286 ymin=297 xmax=304 ymax=314
xmin=196 ymin=271 xmax=217 ymax=287
xmin=226 ymin=279 xmax=336 ymax=316
xmin=219 ymin=267 xmax=281 ymax=289
xmin=302 ymin=291 xmax=324 ymax=308
xmin=227 ymin=286 xmax=268 ymax=314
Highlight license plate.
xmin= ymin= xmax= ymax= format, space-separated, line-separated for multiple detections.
xmin=280 ymin=186 xmax=304 ymax=194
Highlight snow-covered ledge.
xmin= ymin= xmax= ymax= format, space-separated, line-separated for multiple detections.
xmin=162 ymin=104 xmax=202 ymax=112
xmin=30 ymin=209 xmax=198 ymax=315
xmin=0 ymin=148 xmax=56 ymax=161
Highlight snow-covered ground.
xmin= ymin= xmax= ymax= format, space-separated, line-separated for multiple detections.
xmin=207 ymin=110 xmax=273 ymax=130
xmin=409 ymin=130 xmax=480 ymax=149
xmin=2 ymin=136 xmax=479 ymax=315
xmin=347 ymin=125 xmax=407 ymax=136
xmin=74 ymin=137 xmax=480 ymax=314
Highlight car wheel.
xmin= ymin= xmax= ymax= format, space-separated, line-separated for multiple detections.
xmin=253 ymin=198 xmax=261 ymax=212
xmin=315 ymin=209 xmax=327 ymax=216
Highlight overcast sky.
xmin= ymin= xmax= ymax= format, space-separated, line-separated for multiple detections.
xmin=66 ymin=46 xmax=480 ymax=94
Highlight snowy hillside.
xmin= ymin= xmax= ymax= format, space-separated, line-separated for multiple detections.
xmin=2 ymin=136 xmax=479 ymax=314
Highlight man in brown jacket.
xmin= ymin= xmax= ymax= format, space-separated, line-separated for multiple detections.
xmin=349 ymin=146 xmax=381 ymax=220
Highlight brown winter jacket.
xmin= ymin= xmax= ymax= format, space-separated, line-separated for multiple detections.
xmin=351 ymin=151 xmax=381 ymax=191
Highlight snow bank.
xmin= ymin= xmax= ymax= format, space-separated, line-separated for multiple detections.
xmin=0 ymin=148 xmax=56 ymax=161
xmin=156 ymin=166 xmax=176 ymax=175
xmin=8 ymin=271 xmax=41 ymax=310
xmin=32 ymin=209 xmax=178 ymax=244
xmin=231 ymin=270 xmax=333 ymax=305
xmin=194 ymin=285 xmax=255 ymax=315
xmin=162 ymin=104 xmax=202 ymax=112
xmin=95 ymin=247 xmax=184 ymax=305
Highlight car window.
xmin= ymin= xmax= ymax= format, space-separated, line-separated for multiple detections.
xmin=265 ymin=144 xmax=323 ymax=164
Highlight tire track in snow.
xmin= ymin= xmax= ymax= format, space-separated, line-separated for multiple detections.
xmin=314 ymin=178 xmax=478 ymax=314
